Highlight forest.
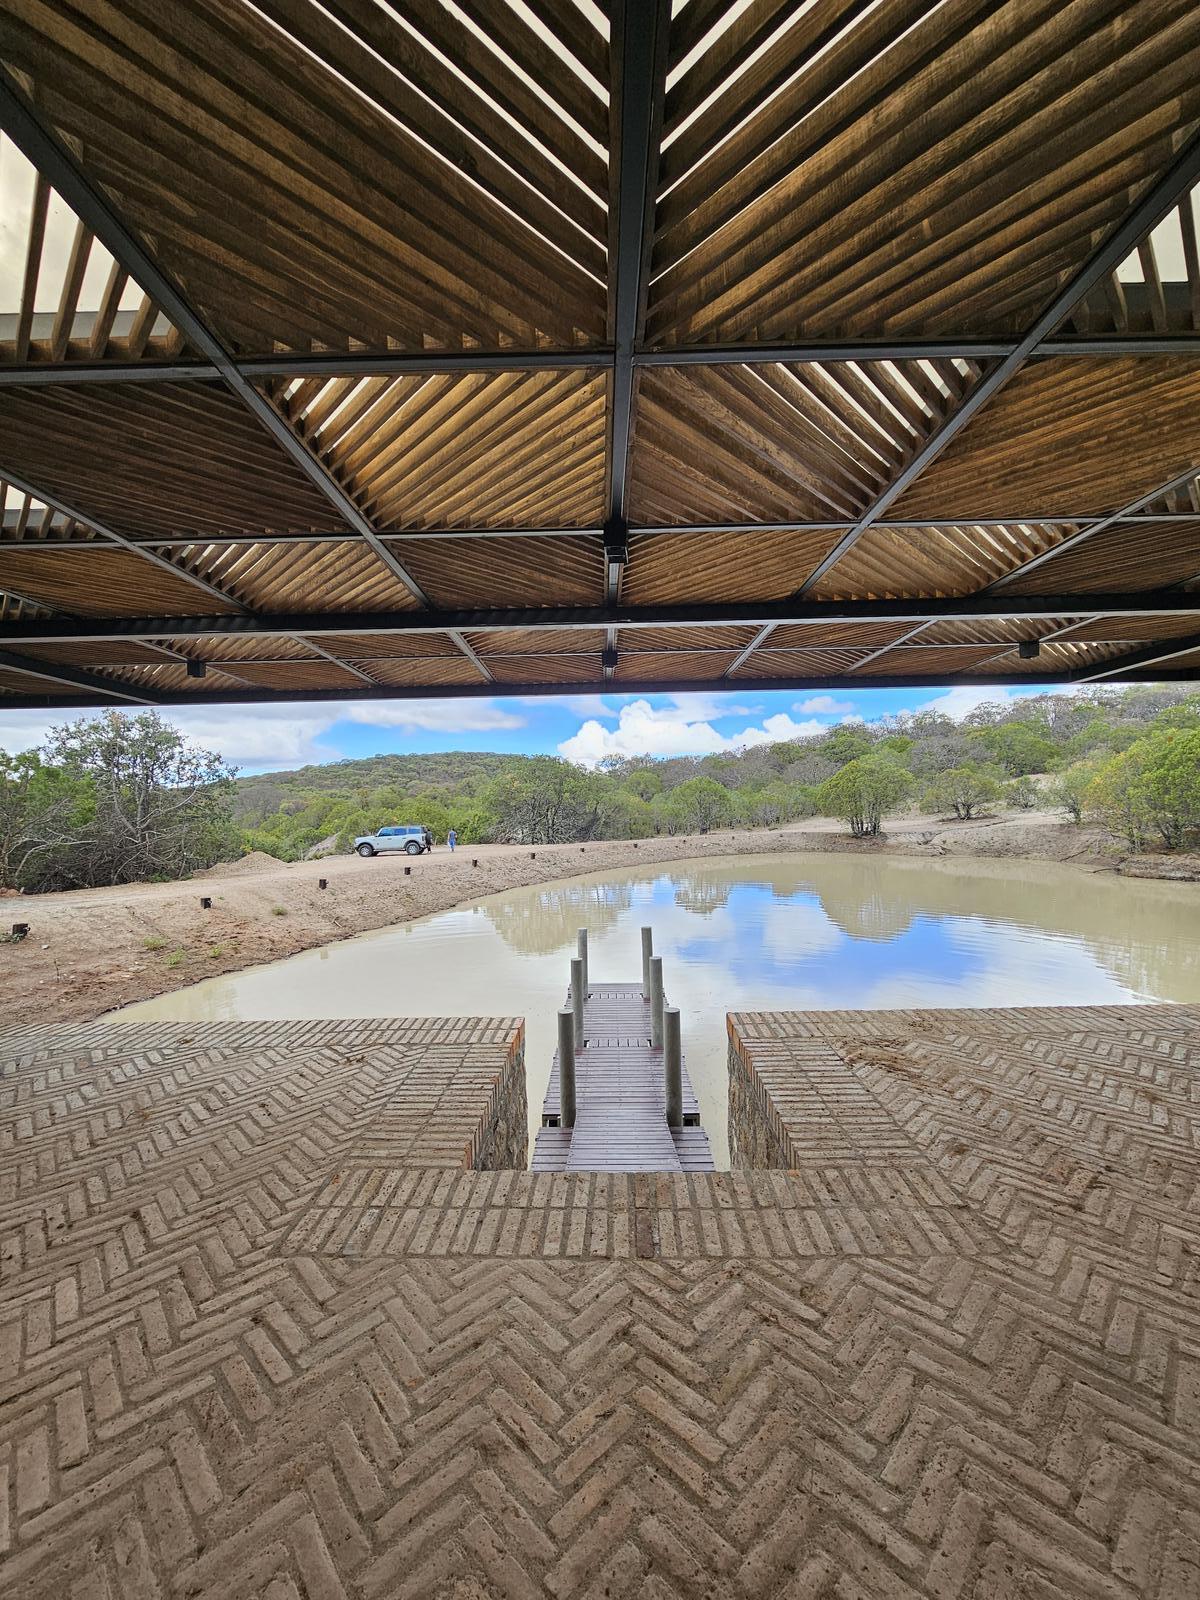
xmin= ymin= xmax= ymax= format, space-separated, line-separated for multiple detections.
xmin=232 ymin=684 xmax=1200 ymax=859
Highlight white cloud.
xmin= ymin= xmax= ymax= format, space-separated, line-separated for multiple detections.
xmin=794 ymin=695 xmax=855 ymax=715
xmin=0 ymin=699 xmax=526 ymax=774
xmin=915 ymin=685 xmax=1017 ymax=721
xmin=342 ymin=701 xmax=523 ymax=734
xmin=558 ymin=699 xmax=828 ymax=767
xmin=516 ymin=694 xmax=620 ymax=720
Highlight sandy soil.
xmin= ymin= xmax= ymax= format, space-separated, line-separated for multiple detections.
xmin=1 ymin=811 xmax=1195 ymax=1026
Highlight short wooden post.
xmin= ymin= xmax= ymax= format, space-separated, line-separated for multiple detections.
xmin=640 ymin=925 xmax=653 ymax=994
xmin=10 ymin=922 xmax=29 ymax=941
xmin=318 ymin=878 xmax=327 ymax=890
xmin=570 ymin=956 xmax=585 ymax=1052
xmin=664 ymin=1007 xmax=683 ymax=1130
xmin=530 ymin=851 xmax=536 ymax=859
xmin=558 ymin=1008 xmax=577 ymax=1130
xmin=472 ymin=858 xmax=479 ymax=867
xmin=649 ymin=956 xmax=664 ymax=1049
xmin=404 ymin=865 xmax=411 ymax=876
xmin=199 ymin=897 xmax=212 ymax=910
xmin=576 ymin=927 xmax=588 ymax=994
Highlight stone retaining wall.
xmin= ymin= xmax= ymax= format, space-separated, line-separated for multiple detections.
xmin=472 ymin=1024 xmax=528 ymax=1169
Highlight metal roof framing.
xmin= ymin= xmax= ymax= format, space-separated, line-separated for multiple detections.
xmin=2 ymin=4 xmax=1200 ymax=706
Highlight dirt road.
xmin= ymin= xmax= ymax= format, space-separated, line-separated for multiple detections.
xmin=1 ymin=812 xmax=1193 ymax=1025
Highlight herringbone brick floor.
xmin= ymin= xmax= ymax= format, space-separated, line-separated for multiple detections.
xmin=2 ymin=1008 xmax=1199 ymax=1598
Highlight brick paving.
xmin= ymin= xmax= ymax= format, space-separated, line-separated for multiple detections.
xmin=2 ymin=1006 xmax=1200 ymax=1597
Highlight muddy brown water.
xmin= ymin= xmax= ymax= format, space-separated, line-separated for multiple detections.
xmin=111 ymin=853 xmax=1200 ymax=1168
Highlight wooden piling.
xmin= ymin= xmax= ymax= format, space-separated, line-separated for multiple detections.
xmin=640 ymin=926 xmax=653 ymax=994
xmin=664 ymin=1007 xmax=683 ymax=1130
xmin=570 ymin=956 xmax=585 ymax=1052
xmin=649 ymin=956 xmax=664 ymax=1049
xmin=557 ymin=1009 xmax=576 ymax=1129
xmin=577 ymin=927 xmax=589 ymax=993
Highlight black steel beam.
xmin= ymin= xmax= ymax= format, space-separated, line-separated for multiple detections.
xmin=5 ymin=656 xmax=1198 ymax=713
xmin=11 ymin=513 xmax=1200 ymax=552
xmin=2 ymin=592 xmax=1199 ymax=647
xmin=604 ymin=0 xmax=671 ymax=636
xmin=7 ymin=336 xmax=1200 ymax=389
xmin=1074 ymin=630 xmax=1200 ymax=681
xmin=0 ymin=648 xmax=156 ymax=703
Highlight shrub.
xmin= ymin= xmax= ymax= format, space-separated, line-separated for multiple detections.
xmin=1005 ymin=776 xmax=1039 ymax=810
xmin=922 ymin=765 xmax=1003 ymax=820
xmin=816 ymin=757 xmax=913 ymax=838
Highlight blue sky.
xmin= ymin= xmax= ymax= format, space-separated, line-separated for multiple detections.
xmin=0 ymin=682 xmax=1069 ymax=773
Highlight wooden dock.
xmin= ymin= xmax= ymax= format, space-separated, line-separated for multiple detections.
xmin=532 ymin=937 xmax=715 ymax=1172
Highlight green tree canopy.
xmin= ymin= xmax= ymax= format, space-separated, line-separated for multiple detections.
xmin=816 ymin=757 xmax=913 ymax=837
xmin=923 ymin=765 xmax=1003 ymax=820
xmin=6 ymin=712 xmax=237 ymax=892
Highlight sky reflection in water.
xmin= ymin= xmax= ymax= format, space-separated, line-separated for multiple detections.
xmin=113 ymin=853 xmax=1200 ymax=1169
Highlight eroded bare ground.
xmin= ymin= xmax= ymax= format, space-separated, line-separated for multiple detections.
xmin=3 ymin=816 xmax=1193 ymax=1027
xmin=2 ymin=1005 xmax=1198 ymax=1598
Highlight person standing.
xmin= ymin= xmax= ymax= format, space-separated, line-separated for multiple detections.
xmin=447 ymin=828 xmax=457 ymax=852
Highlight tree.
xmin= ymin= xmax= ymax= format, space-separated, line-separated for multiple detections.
xmin=1085 ymin=748 xmax=1151 ymax=851
xmin=1049 ymin=756 xmax=1107 ymax=824
xmin=816 ymin=757 xmax=913 ymax=837
xmin=481 ymin=757 xmax=601 ymax=843
xmin=968 ymin=721 xmax=1058 ymax=776
xmin=922 ymin=765 xmax=1003 ymax=820
xmin=11 ymin=713 xmax=237 ymax=891
xmin=819 ymin=725 xmax=873 ymax=768
xmin=1131 ymin=728 xmax=1200 ymax=848
xmin=667 ymin=777 xmax=733 ymax=832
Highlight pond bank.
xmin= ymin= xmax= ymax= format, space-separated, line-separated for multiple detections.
xmin=2 ymin=811 xmax=1196 ymax=1026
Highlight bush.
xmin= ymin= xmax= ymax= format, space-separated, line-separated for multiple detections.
xmin=922 ymin=765 xmax=1003 ymax=820
xmin=1005 ymin=776 xmax=1039 ymax=810
xmin=1048 ymin=758 xmax=1105 ymax=824
xmin=816 ymin=757 xmax=913 ymax=838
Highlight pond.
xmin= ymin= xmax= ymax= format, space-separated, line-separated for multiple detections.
xmin=111 ymin=852 xmax=1200 ymax=1168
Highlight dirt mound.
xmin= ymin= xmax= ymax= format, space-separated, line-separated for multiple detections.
xmin=206 ymin=850 xmax=286 ymax=877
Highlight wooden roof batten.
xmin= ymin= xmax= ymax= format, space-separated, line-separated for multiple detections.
xmin=726 ymin=124 xmax=1200 ymax=680
xmin=0 ymin=71 xmax=491 ymax=691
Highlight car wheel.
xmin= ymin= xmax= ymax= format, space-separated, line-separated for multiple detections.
xmin=356 ymin=843 xmax=375 ymax=857
xmin=405 ymin=840 xmax=422 ymax=855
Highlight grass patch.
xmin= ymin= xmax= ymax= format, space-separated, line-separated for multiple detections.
xmin=270 ymin=905 xmax=288 ymax=917
xmin=206 ymin=945 xmax=226 ymax=960
xmin=142 ymin=935 xmax=168 ymax=951
xmin=165 ymin=949 xmax=185 ymax=969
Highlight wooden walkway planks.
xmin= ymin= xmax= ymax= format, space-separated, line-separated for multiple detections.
xmin=533 ymin=981 xmax=715 ymax=1172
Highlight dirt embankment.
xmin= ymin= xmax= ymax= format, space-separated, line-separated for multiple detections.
xmin=0 ymin=813 xmax=1194 ymax=1026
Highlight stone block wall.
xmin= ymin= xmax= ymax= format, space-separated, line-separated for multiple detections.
xmin=472 ymin=1024 xmax=528 ymax=1169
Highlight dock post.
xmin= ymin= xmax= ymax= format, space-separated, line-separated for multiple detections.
xmin=640 ymin=925 xmax=653 ymax=994
xmin=570 ymin=956 xmax=585 ymax=1051
xmin=558 ymin=1008 xmax=577 ymax=1129
xmin=577 ymin=927 xmax=589 ymax=994
xmin=649 ymin=956 xmax=664 ymax=1048
xmin=664 ymin=1007 xmax=683 ymax=1129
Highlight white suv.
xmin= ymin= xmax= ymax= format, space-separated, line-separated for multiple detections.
xmin=353 ymin=825 xmax=432 ymax=857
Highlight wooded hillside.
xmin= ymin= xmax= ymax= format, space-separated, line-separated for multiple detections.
xmin=232 ymin=685 xmax=1200 ymax=859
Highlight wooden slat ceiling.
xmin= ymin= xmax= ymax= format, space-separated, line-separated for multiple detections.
xmin=1 ymin=1 xmax=1200 ymax=708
